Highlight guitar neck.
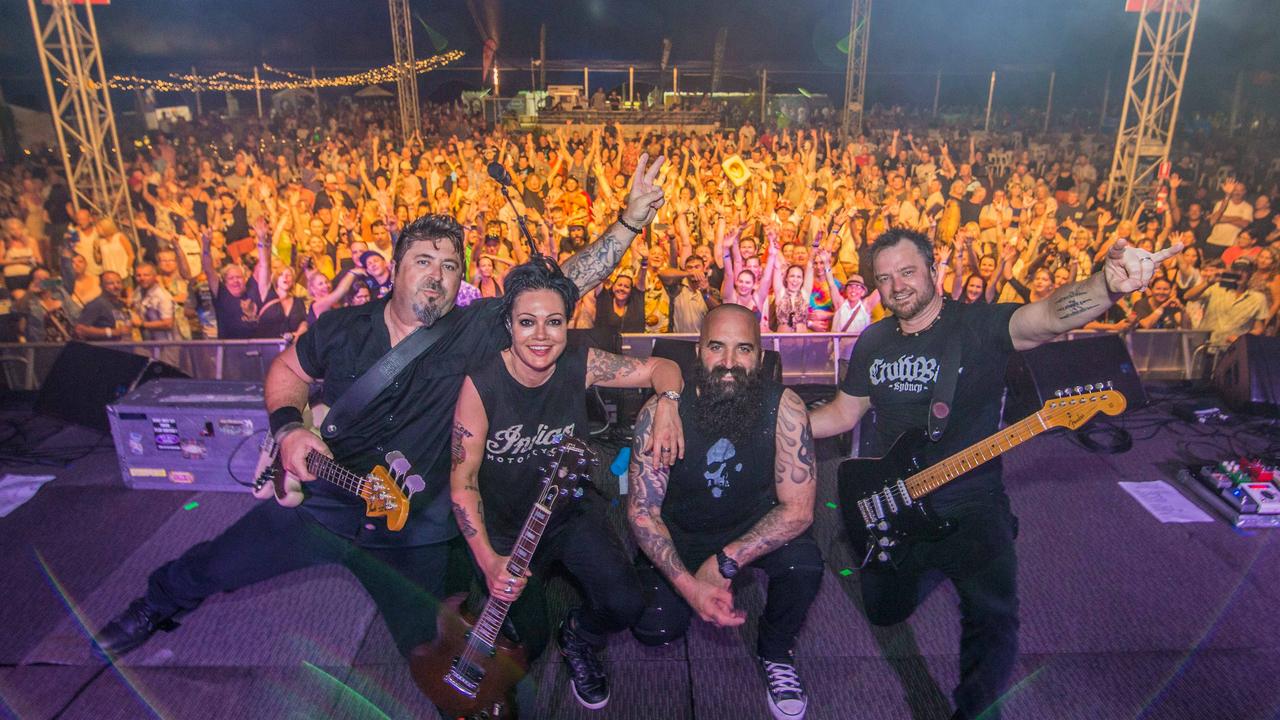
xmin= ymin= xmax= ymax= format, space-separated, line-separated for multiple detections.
xmin=467 ymin=499 xmax=555 ymax=650
xmin=904 ymin=411 xmax=1050 ymax=500
xmin=304 ymin=450 xmax=367 ymax=496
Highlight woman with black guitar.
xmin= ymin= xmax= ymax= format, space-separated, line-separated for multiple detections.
xmin=448 ymin=257 xmax=685 ymax=713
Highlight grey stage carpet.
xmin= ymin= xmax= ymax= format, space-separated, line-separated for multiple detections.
xmin=1 ymin=392 xmax=1278 ymax=720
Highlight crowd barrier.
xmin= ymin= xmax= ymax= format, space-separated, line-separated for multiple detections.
xmin=0 ymin=329 xmax=1212 ymax=392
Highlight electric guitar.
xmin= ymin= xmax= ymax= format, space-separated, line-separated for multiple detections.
xmin=838 ymin=384 xmax=1126 ymax=570
xmin=410 ymin=436 xmax=596 ymax=720
xmin=251 ymin=432 xmax=425 ymax=532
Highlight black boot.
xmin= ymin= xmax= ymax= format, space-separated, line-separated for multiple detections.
xmin=557 ymin=612 xmax=609 ymax=710
xmin=91 ymin=598 xmax=177 ymax=661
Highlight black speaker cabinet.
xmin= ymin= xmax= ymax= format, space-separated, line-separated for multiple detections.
xmin=1004 ymin=334 xmax=1147 ymax=424
xmin=35 ymin=342 xmax=189 ymax=432
xmin=1213 ymin=335 xmax=1280 ymax=417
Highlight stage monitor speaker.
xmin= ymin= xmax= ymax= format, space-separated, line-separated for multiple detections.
xmin=35 ymin=342 xmax=189 ymax=432
xmin=1213 ymin=335 xmax=1280 ymax=417
xmin=650 ymin=338 xmax=783 ymax=384
xmin=1004 ymin=334 xmax=1147 ymax=424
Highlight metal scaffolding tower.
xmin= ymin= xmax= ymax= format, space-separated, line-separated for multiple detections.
xmin=27 ymin=0 xmax=134 ymax=231
xmin=840 ymin=0 xmax=872 ymax=138
xmin=388 ymin=0 xmax=420 ymax=140
xmin=1106 ymin=0 xmax=1201 ymax=218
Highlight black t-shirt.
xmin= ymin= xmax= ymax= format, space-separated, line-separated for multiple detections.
xmin=256 ymin=291 xmax=307 ymax=337
xmin=469 ymin=344 xmax=590 ymax=553
xmin=1174 ymin=218 xmax=1211 ymax=247
xmin=294 ymin=295 xmax=508 ymax=547
xmin=78 ymin=295 xmax=123 ymax=329
xmin=959 ymin=199 xmax=983 ymax=226
xmin=661 ymin=380 xmax=786 ymax=569
xmin=213 ymin=278 xmax=262 ymax=339
xmin=595 ymin=291 xmax=646 ymax=334
xmin=839 ymin=300 xmax=1019 ymax=511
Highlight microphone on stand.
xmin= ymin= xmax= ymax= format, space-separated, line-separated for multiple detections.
xmin=488 ymin=161 xmax=540 ymax=259
xmin=487 ymin=161 xmax=514 ymax=188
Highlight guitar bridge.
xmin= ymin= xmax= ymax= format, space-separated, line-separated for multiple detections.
xmin=444 ymin=659 xmax=483 ymax=699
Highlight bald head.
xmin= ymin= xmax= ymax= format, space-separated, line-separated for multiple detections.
xmin=697 ymin=303 xmax=762 ymax=375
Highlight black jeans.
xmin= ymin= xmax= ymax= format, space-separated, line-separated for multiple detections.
xmin=146 ymin=501 xmax=465 ymax=657
xmin=490 ymin=503 xmax=645 ymax=661
xmin=631 ymin=532 xmax=824 ymax=662
xmin=859 ymin=494 xmax=1019 ymax=720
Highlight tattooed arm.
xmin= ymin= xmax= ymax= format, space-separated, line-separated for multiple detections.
xmin=628 ymin=398 xmax=743 ymax=627
xmin=562 ymin=153 xmax=667 ymax=293
xmin=720 ymin=389 xmax=816 ymax=567
xmin=587 ymin=348 xmax=686 ymax=464
xmin=450 ymin=377 xmax=527 ymax=599
xmin=1009 ymin=238 xmax=1184 ymax=351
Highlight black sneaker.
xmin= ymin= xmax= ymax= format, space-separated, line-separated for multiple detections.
xmin=557 ymin=614 xmax=609 ymax=710
xmin=91 ymin=598 xmax=176 ymax=661
xmin=759 ymin=655 xmax=807 ymax=720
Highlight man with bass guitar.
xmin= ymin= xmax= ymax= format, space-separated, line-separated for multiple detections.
xmin=91 ymin=156 xmax=675 ymax=688
xmin=810 ymin=229 xmax=1181 ymax=720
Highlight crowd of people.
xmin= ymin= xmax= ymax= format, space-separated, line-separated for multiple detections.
xmin=2 ymin=99 xmax=1278 ymax=357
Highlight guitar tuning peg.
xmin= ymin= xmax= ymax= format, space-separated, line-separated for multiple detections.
xmin=1085 ymin=384 xmax=1094 ymax=392
xmin=1055 ymin=389 xmax=1064 ymax=398
xmin=389 ymin=457 xmax=411 ymax=478
xmin=1075 ymin=385 xmax=1083 ymax=394
xmin=403 ymin=474 xmax=425 ymax=499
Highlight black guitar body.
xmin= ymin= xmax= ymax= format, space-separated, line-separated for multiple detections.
xmin=836 ymin=431 xmax=956 ymax=570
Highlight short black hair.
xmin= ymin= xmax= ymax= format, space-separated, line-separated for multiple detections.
xmin=393 ymin=214 xmax=464 ymax=266
xmin=868 ymin=229 xmax=935 ymax=279
xmin=500 ymin=257 xmax=581 ymax=326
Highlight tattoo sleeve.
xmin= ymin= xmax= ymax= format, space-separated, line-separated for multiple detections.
xmin=586 ymin=348 xmax=647 ymax=386
xmin=725 ymin=390 xmax=816 ymax=567
xmin=627 ymin=400 xmax=692 ymax=586
xmin=562 ymin=224 xmax=633 ymax=294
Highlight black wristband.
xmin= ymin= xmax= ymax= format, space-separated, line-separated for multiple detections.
xmin=617 ymin=213 xmax=644 ymax=235
xmin=268 ymin=406 xmax=304 ymax=435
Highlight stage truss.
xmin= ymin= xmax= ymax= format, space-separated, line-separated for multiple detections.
xmin=840 ymin=0 xmax=872 ymax=138
xmin=389 ymin=0 xmax=421 ymax=140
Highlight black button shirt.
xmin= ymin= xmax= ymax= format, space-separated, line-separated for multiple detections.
xmin=294 ymin=295 xmax=507 ymax=547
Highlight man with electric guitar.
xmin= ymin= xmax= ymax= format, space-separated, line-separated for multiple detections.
xmin=810 ymin=229 xmax=1182 ymax=720
xmin=439 ymin=258 xmax=684 ymax=714
xmin=91 ymin=155 xmax=676 ymax=690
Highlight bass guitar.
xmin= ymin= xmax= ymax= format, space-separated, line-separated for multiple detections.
xmin=251 ymin=432 xmax=426 ymax=532
xmin=410 ymin=435 xmax=596 ymax=719
xmin=838 ymin=384 xmax=1126 ymax=569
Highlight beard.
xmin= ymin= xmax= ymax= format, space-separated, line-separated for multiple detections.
xmin=686 ymin=362 xmax=767 ymax=442
xmin=882 ymin=281 xmax=935 ymax=321
xmin=411 ymin=278 xmax=449 ymax=326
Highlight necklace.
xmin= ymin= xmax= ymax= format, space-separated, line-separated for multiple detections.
xmin=896 ymin=298 xmax=945 ymax=337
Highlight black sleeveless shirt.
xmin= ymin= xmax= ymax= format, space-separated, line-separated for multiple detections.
xmin=470 ymin=344 xmax=590 ymax=552
xmin=661 ymin=379 xmax=786 ymax=569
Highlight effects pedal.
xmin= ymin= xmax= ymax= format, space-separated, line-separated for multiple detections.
xmin=1241 ymin=483 xmax=1280 ymax=514
xmin=1180 ymin=457 xmax=1280 ymax=529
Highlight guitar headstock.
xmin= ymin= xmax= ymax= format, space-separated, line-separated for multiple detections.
xmin=360 ymin=450 xmax=426 ymax=532
xmin=536 ymin=435 xmax=597 ymax=512
xmin=1038 ymin=382 xmax=1128 ymax=431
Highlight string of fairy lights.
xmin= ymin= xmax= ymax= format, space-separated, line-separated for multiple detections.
xmin=91 ymin=50 xmax=463 ymax=93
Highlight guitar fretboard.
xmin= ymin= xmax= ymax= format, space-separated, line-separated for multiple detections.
xmin=468 ymin=501 xmax=554 ymax=650
xmin=305 ymin=450 xmax=369 ymax=496
xmin=904 ymin=411 xmax=1048 ymax=499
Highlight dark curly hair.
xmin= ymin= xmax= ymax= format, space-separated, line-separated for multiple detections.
xmin=500 ymin=256 xmax=581 ymax=328
xmin=393 ymin=213 xmax=465 ymax=266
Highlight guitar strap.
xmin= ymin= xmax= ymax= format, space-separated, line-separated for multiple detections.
xmin=926 ymin=309 xmax=965 ymax=443
xmin=320 ymin=308 xmax=461 ymax=440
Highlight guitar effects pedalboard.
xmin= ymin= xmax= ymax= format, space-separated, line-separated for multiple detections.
xmin=1176 ymin=458 xmax=1280 ymax=529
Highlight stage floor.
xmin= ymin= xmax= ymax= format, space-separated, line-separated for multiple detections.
xmin=1 ymin=387 xmax=1278 ymax=720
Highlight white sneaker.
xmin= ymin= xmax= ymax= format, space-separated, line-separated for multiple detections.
xmin=760 ymin=656 xmax=808 ymax=720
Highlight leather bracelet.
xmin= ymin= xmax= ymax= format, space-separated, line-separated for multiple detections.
xmin=617 ymin=214 xmax=644 ymax=235
xmin=273 ymin=422 xmax=306 ymax=443
xmin=268 ymin=406 xmax=304 ymax=436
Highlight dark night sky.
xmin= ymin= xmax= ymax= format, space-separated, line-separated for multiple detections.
xmin=1 ymin=0 xmax=1276 ymax=113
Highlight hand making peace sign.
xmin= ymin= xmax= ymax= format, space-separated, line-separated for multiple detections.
xmin=620 ymin=153 xmax=667 ymax=229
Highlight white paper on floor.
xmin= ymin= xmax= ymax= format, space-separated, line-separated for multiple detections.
xmin=0 ymin=474 xmax=57 ymax=517
xmin=1119 ymin=480 xmax=1214 ymax=523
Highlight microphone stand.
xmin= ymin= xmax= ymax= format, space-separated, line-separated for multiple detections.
xmin=497 ymin=183 xmax=542 ymax=260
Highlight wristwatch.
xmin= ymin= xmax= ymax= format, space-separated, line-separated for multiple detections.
xmin=716 ymin=550 xmax=739 ymax=579
xmin=658 ymin=390 xmax=681 ymax=403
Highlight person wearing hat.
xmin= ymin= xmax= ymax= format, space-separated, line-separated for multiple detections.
xmin=826 ymin=264 xmax=876 ymax=336
xmin=358 ymin=249 xmax=394 ymax=299
xmin=316 ymin=172 xmax=354 ymax=212
xmin=1185 ymin=256 xmax=1270 ymax=349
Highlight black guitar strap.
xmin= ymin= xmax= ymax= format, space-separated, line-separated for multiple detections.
xmin=320 ymin=309 xmax=461 ymax=440
xmin=927 ymin=310 xmax=965 ymax=443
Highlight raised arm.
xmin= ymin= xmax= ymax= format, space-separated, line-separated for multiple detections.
xmin=587 ymin=348 xmax=685 ymax=464
xmin=200 ymin=227 xmax=220 ymax=297
xmin=1009 ymin=238 xmax=1183 ymax=351
xmin=561 ymin=153 xmax=666 ymax=293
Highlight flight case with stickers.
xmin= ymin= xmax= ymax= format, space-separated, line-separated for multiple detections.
xmin=108 ymin=379 xmax=269 ymax=492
